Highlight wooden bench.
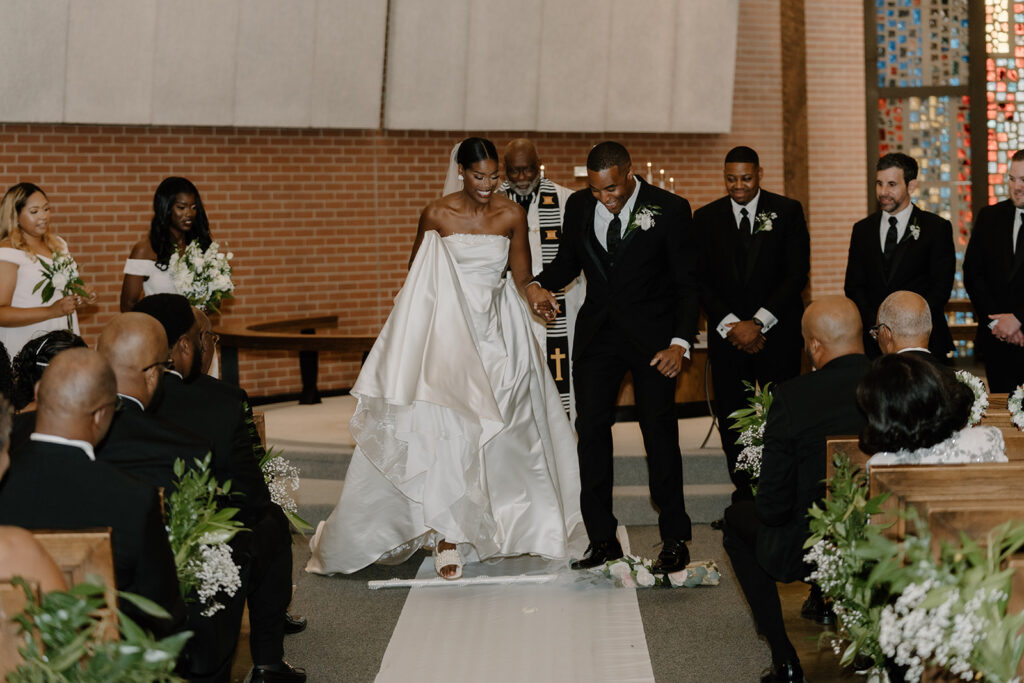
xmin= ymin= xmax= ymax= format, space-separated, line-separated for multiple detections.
xmin=215 ymin=315 xmax=376 ymax=404
xmin=31 ymin=529 xmax=118 ymax=640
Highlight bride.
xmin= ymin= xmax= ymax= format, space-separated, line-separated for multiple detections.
xmin=307 ymin=138 xmax=585 ymax=579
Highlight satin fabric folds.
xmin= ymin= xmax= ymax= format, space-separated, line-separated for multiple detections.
xmin=307 ymin=232 xmax=585 ymax=574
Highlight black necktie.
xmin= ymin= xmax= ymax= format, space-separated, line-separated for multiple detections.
xmin=736 ymin=208 xmax=752 ymax=274
xmin=739 ymin=207 xmax=751 ymax=236
xmin=606 ymin=212 xmax=622 ymax=255
xmin=883 ymin=216 xmax=898 ymax=274
xmin=1016 ymin=211 xmax=1024 ymax=255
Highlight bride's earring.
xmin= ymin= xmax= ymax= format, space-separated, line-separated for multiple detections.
xmin=457 ymin=174 xmax=463 ymax=180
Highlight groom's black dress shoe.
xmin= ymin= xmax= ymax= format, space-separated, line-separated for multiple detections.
xmin=248 ymin=661 xmax=307 ymax=683
xmin=283 ymin=612 xmax=307 ymax=635
xmin=760 ymin=659 xmax=805 ymax=683
xmin=570 ymin=540 xmax=623 ymax=570
xmin=652 ymin=539 xmax=689 ymax=574
xmin=800 ymin=587 xmax=835 ymax=626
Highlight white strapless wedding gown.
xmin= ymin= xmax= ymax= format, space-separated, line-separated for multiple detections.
xmin=306 ymin=232 xmax=586 ymax=574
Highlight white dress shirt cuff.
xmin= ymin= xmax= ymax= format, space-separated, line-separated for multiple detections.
xmin=716 ymin=313 xmax=741 ymax=339
xmin=753 ymin=308 xmax=778 ymax=333
xmin=670 ymin=338 xmax=691 ymax=359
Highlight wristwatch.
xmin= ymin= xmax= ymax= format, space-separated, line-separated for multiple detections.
xmin=752 ymin=316 xmax=765 ymax=329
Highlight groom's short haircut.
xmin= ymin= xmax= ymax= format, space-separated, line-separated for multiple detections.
xmin=587 ymin=141 xmax=631 ymax=173
xmin=133 ymin=293 xmax=194 ymax=347
xmin=876 ymin=152 xmax=918 ymax=183
xmin=724 ymin=146 xmax=759 ymax=167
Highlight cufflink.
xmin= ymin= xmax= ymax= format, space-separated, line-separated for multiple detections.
xmin=752 ymin=316 xmax=765 ymax=329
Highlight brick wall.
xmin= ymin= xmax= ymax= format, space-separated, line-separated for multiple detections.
xmin=0 ymin=0 xmax=866 ymax=397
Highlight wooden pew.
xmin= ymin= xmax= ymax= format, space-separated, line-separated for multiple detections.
xmin=31 ymin=529 xmax=117 ymax=640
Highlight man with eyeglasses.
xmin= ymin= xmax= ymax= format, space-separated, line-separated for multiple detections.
xmin=964 ymin=149 xmax=1024 ymax=392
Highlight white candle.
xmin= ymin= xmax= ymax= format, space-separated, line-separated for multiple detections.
xmin=670 ymin=177 xmax=675 ymax=193
xmin=540 ymin=164 xmax=545 ymax=178
xmin=659 ymin=169 xmax=665 ymax=188
xmin=647 ymin=162 xmax=652 ymax=180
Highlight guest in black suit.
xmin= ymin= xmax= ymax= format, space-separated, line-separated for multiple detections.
xmin=694 ymin=146 xmax=810 ymax=501
xmin=873 ymin=290 xmax=951 ymax=374
xmin=844 ymin=153 xmax=955 ymax=359
xmin=133 ymin=294 xmax=304 ymax=683
xmin=963 ymin=149 xmax=1024 ymax=392
xmin=0 ymin=348 xmax=187 ymax=639
xmin=526 ymin=141 xmax=699 ymax=573
xmin=95 ymin=312 xmax=244 ymax=683
xmin=722 ymin=296 xmax=869 ymax=683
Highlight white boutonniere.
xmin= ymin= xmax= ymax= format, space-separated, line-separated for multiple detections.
xmin=624 ymin=205 xmax=662 ymax=236
xmin=754 ymin=211 xmax=777 ymax=234
xmin=908 ymin=220 xmax=921 ymax=241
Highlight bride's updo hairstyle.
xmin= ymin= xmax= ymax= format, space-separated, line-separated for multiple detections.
xmin=149 ymin=177 xmax=212 ymax=269
xmin=856 ymin=353 xmax=972 ymax=455
xmin=456 ymin=137 xmax=498 ymax=169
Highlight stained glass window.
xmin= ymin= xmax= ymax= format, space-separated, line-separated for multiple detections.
xmin=985 ymin=0 xmax=1024 ymax=204
xmin=876 ymin=0 xmax=970 ymax=88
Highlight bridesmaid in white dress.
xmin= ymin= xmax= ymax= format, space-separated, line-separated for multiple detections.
xmin=0 ymin=184 xmax=88 ymax=358
xmin=307 ymin=138 xmax=585 ymax=579
xmin=120 ymin=177 xmax=213 ymax=311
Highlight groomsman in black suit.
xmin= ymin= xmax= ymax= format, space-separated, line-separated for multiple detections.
xmin=0 ymin=348 xmax=186 ymax=639
xmin=694 ymin=146 xmax=810 ymax=501
xmin=723 ymin=296 xmax=868 ymax=683
xmin=844 ymin=152 xmax=955 ymax=359
xmin=964 ymin=149 xmax=1024 ymax=392
xmin=526 ymin=141 xmax=699 ymax=573
xmin=134 ymin=294 xmax=305 ymax=683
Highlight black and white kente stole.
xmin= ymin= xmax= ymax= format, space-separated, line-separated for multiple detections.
xmin=506 ymin=178 xmax=571 ymax=414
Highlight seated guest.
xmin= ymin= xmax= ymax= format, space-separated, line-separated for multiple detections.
xmin=873 ymin=290 xmax=949 ymax=368
xmin=723 ymin=296 xmax=870 ymax=683
xmin=859 ymin=353 xmax=1006 ymax=466
xmin=0 ymin=395 xmax=66 ymax=593
xmin=9 ymin=330 xmax=86 ymax=450
xmin=133 ymin=294 xmax=305 ymax=683
xmin=0 ymin=348 xmax=186 ymax=638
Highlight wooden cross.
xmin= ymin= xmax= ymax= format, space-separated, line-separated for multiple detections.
xmin=550 ymin=347 xmax=566 ymax=381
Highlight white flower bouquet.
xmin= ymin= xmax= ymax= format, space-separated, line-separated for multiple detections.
xmin=1008 ymin=385 xmax=1024 ymax=431
xmin=166 ymin=453 xmax=246 ymax=617
xmin=955 ymin=370 xmax=989 ymax=426
xmin=33 ymin=251 xmax=88 ymax=330
xmin=728 ymin=381 xmax=774 ymax=495
xmin=600 ymin=554 xmax=720 ymax=589
xmin=168 ymin=240 xmax=234 ymax=312
xmin=259 ymin=446 xmax=313 ymax=533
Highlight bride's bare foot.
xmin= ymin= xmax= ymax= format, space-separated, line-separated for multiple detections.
xmin=434 ymin=539 xmax=463 ymax=580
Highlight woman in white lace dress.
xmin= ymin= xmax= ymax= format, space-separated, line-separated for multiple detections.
xmin=858 ymin=353 xmax=1006 ymax=466
xmin=120 ymin=177 xmax=213 ymax=311
xmin=0 ymin=184 xmax=89 ymax=358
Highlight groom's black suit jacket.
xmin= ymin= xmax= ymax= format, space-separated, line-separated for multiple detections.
xmin=536 ymin=177 xmax=699 ymax=357
xmin=963 ymin=199 xmax=1024 ymax=354
xmin=844 ymin=206 xmax=955 ymax=357
xmin=0 ymin=439 xmax=186 ymax=637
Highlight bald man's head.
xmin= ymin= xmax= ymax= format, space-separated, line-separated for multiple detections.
xmin=504 ymin=138 xmax=541 ymax=197
xmin=802 ymin=296 xmax=864 ymax=368
xmin=97 ymin=313 xmax=170 ymax=407
xmin=36 ymin=348 xmax=117 ymax=445
xmin=877 ymin=290 xmax=931 ymax=353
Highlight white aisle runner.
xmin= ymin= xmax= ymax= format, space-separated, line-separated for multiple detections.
xmin=374 ymin=529 xmax=654 ymax=683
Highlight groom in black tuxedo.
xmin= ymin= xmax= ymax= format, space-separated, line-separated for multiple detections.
xmin=693 ymin=146 xmax=809 ymax=502
xmin=844 ymin=152 xmax=955 ymax=359
xmin=527 ymin=141 xmax=699 ymax=573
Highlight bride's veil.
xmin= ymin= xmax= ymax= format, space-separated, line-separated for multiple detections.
xmin=441 ymin=142 xmax=463 ymax=196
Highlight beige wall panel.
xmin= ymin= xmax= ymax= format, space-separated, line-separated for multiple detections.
xmin=536 ymin=0 xmax=611 ymax=132
xmin=605 ymin=0 xmax=676 ymax=132
xmin=463 ymin=0 xmax=543 ymax=130
xmin=384 ymin=0 xmax=470 ymax=130
xmin=311 ymin=0 xmax=387 ymax=128
xmin=234 ymin=0 xmax=316 ymax=127
xmin=0 ymin=0 xmax=68 ymax=122
xmin=65 ymin=0 xmax=157 ymax=124
xmin=152 ymin=0 xmax=239 ymax=125
xmin=671 ymin=0 xmax=738 ymax=133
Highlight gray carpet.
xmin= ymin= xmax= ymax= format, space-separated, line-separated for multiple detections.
xmin=283 ymin=524 xmax=769 ymax=682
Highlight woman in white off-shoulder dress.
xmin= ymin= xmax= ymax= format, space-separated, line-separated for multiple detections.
xmin=0 ymin=184 xmax=88 ymax=358
xmin=307 ymin=138 xmax=585 ymax=579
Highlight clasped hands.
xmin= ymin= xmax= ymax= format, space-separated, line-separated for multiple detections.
xmin=525 ymin=284 xmax=690 ymax=378
xmin=990 ymin=313 xmax=1024 ymax=346
xmin=726 ymin=320 xmax=765 ymax=354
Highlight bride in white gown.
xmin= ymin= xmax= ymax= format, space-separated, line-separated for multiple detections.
xmin=307 ymin=138 xmax=585 ymax=579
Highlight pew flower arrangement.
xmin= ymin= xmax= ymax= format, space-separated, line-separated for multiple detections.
xmin=805 ymin=453 xmax=1024 ymax=681
xmin=260 ymin=446 xmax=313 ymax=533
xmin=955 ymin=370 xmax=988 ymax=426
xmin=33 ymin=251 xmax=89 ymax=331
xmin=168 ymin=240 xmax=234 ymax=313
xmin=7 ymin=576 xmax=190 ymax=682
xmin=166 ymin=454 xmax=245 ymax=617
xmin=728 ymin=381 xmax=773 ymax=495
xmin=1008 ymin=385 xmax=1024 ymax=431
xmin=600 ymin=555 xmax=720 ymax=589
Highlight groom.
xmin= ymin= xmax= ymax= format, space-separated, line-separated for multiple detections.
xmin=526 ymin=141 xmax=699 ymax=573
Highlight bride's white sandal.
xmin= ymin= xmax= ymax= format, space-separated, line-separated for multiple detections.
xmin=434 ymin=544 xmax=464 ymax=580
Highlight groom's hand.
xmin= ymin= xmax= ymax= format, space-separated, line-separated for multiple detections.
xmin=650 ymin=345 xmax=688 ymax=379
xmin=525 ymin=283 xmax=559 ymax=321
